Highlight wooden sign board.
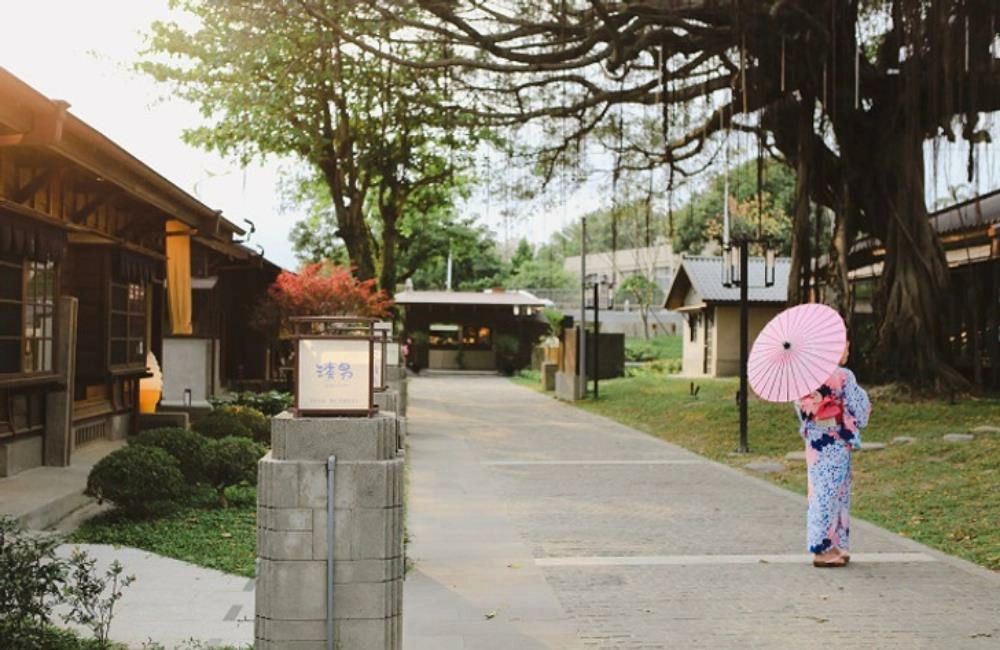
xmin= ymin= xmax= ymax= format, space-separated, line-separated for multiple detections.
xmin=295 ymin=337 xmax=373 ymax=415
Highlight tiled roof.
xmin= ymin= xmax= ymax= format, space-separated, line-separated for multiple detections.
xmin=664 ymin=255 xmax=791 ymax=309
xmin=394 ymin=290 xmax=548 ymax=307
xmin=930 ymin=187 xmax=1000 ymax=235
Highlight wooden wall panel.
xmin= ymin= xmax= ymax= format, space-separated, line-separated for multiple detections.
xmin=64 ymin=247 xmax=108 ymax=384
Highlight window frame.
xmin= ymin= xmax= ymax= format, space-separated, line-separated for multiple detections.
xmin=108 ymin=280 xmax=149 ymax=370
xmin=0 ymin=255 xmax=58 ymax=379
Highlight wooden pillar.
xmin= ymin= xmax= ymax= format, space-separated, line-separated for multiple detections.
xmin=44 ymin=296 xmax=77 ymax=467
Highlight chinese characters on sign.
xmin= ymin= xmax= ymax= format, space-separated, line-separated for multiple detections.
xmin=315 ymin=362 xmax=354 ymax=381
xmin=297 ymin=338 xmax=371 ymax=413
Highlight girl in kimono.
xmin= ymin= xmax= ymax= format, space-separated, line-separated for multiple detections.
xmin=795 ymin=340 xmax=871 ymax=568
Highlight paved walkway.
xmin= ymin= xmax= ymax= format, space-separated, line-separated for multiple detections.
xmin=1 ymin=440 xmax=122 ymax=529
xmin=56 ymin=544 xmax=254 ymax=649
xmin=403 ymin=375 xmax=1000 ymax=649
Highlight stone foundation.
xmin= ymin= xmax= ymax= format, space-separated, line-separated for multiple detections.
xmin=256 ymin=413 xmax=404 ymax=650
xmin=373 ymin=389 xmax=400 ymax=415
xmin=556 ymin=370 xmax=584 ymax=401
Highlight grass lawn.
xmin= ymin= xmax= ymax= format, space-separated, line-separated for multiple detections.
xmin=512 ymin=368 xmax=542 ymax=388
xmin=546 ymin=369 xmax=1000 ymax=570
xmin=625 ymin=334 xmax=682 ymax=362
xmin=69 ymin=485 xmax=257 ymax=578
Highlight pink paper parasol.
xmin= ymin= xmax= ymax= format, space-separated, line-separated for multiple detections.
xmin=748 ymin=303 xmax=847 ymax=403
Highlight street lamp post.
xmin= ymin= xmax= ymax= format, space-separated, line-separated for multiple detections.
xmin=585 ymin=273 xmax=610 ymax=399
xmin=722 ymin=238 xmax=776 ymax=453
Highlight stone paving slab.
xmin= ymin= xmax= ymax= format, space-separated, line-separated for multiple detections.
xmin=0 ymin=440 xmax=123 ymax=529
xmin=56 ymin=544 xmax=254 ymax=649
xmin=404 ymin=375 xmax=1000 ymax=649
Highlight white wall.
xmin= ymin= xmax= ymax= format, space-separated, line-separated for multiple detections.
xmin=162 ymin=338 xmax=215 ymax=408
xmin=712 ymin=305 xmax=784 ymax=377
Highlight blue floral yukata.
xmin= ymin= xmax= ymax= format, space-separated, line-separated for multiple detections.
xmin=794 ymin=367 xmax=871 ymax=555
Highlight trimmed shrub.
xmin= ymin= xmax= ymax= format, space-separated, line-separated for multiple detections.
xmin=85 ymin=447 xmax=186 ymax=517
xmin=228 ymin=391 xmax=292 ymax=416
xmin=0 ymin=516 xmax=65 ymax=648
xmin=129 ymin=428 xmax=208 ymax=483
xmin=204 ymin=437 xmax=266 ymax=507
xmin=221 ymin=406 xmax=269 ymax=445
xmin=194 ymin=409 xmax=252 ymax=440
xmin=493 ymin=334 xmax=521 ymax=375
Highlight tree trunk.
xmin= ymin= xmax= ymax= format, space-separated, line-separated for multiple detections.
xmin=872 ymin=128 xmax=963 ymax=388
xmin=339 ymin=202 xmax=377 ymax=281
xmin=824 ymin=182 xmax=852 ymax=321
xmin=787 ymin=101 xmax=814 ymax=305
xmin=379 ymin=203 xmax=399 ymax=296
xmin=318 ymin=160 xmax=377 ymax=281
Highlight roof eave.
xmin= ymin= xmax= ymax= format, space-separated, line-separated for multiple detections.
xmin=0 ymin=67 xmax=244 ymax=238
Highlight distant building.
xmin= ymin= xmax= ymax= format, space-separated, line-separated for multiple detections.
xmin=664 ymin=256 xmax=791 ymax=377
xmin=563 ymin=243 xmax=678 ymax=293
xmin=395 ymin=290 xmax=549 ymax=372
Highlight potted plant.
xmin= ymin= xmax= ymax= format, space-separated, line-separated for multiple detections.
xmin=493 ymin=334 xmax=520 ymax=376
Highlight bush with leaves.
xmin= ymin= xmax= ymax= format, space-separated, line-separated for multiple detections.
xmin=193 ymin=409 xmax=252 ymax=440
xmin=220 ymin=406 xmax=269 ymax=445
xmin=86 ymin=447 xmax=186 ymax=517
xmin=252 ymin=263 xmax=393 ymax=335
xmin=129 ymin=428 xmax=208 ymax=484
xmin=216 ymin=390 xmax=292 ymax=416
xmin=0 ymin=518 xmax=132 ymax=649
xmin=61 ymin=549 xmax=134 ymax=649
xmin=493 ymin=334 xmax=521 ymax=375
xmin=0 ymin=516 xmax=65 ymax=648
xmin=204 ymin=437 xmax=266 ymax=507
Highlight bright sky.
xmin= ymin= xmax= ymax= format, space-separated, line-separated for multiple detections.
xmin=2 ymin=2 xmax=995 ymax=270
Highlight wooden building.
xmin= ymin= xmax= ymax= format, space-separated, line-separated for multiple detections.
xmin=395 ymin=290 xmax=549 ymax=372
xmin=664 ymin=256 xmax=791 ymax=377
xmin=160 ymin=238 xmax=281 ymax=411
xmin=0 ymin=68 xmax=279 ymax=476
xmin=841 ymin=190 xmax=1000 ymax=388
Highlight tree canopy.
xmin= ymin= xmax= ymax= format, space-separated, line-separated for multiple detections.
xmin=141 ymin=0 xmax=485 ymax=294
xmin=673 ymin=158 xmax=797 ymax=256
xmin=317 ymin=0 xmax=1000 ymax=386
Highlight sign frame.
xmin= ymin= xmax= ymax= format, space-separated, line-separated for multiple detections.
xmin=291 ymin=316 xmax=377 ymax=417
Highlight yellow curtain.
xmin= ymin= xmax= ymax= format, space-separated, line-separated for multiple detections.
xmin=165 ymin=219 xmax=193 ymax=335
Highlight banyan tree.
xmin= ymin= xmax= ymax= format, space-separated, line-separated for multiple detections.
xmin=296 ymin=0 xmax=1000 ymax=386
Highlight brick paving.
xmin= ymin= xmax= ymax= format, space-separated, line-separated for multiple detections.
xmin=403 ymin=375 xmax=1000 ymax=649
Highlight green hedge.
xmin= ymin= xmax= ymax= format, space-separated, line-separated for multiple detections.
xmin=193 ymin=409 xmax=252 ymax=440
xmin=204 ymin=437 xmax=266 ymax=507
xmin=129 ymin=428 xmax=208 ymax=483
xmin=220 ymin=406 xmax=269 ymax=444
xmin=85 ymin=446 xmax=186 ymax=517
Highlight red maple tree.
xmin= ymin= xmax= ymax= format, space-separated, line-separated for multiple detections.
xmin=253 ymin=264 xmax=393 ymax=334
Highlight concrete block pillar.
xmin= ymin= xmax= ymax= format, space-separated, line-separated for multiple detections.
xmin=45 ymin=296 xmax=77 ymax=467
xmin=373 ymin=389 xmax=400 ymax=415
xmin=385 ymin=366 xmax=407 ymax=416
xmin=555 ymin=371 xmax=584 ymax=401
xmin=256 ymin=412 xmax=404 ymax=650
